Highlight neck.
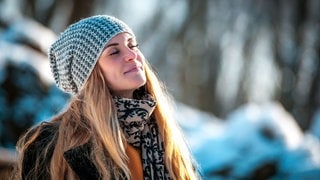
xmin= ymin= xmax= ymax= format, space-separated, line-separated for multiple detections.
xmin=112 ymin=90 xmax=134 ymax=99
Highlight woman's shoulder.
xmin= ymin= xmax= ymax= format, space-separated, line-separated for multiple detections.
xmin=19 ymin=119 xmax=61 ymax=179
xmin=20 ymin=120 xmax=61 ymax=158
xmin=24 ymin=120 xmax=60 ymax=143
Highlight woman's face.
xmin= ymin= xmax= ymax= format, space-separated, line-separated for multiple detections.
xmin=98 ymin=32 xmax=146 ymax=98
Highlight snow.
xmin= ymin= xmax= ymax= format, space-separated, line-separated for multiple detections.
xmin=176 ymin=102 xmax=320 ymax=179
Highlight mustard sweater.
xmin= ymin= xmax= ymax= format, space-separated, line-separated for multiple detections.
xmin=126 ymin=144 xmax=144 ymax=179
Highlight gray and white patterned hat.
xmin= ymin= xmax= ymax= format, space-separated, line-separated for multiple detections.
xmin=49 ymin=15 xmax=135 ymax=95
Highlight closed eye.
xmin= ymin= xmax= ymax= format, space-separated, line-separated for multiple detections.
xmin=109 ymin=49 xmax=120 ymax=56
xmin=129 ymin=44 xmax=139 ymax=49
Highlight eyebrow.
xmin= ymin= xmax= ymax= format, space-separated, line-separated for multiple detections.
xmin=105 ymin=43 xmax=119 ymax=49
xmin=103 ymin=37 xmax=136 ymax=50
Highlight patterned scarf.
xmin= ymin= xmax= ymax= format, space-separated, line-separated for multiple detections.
xmin=113 ymin=94 xmax=171 ymax=179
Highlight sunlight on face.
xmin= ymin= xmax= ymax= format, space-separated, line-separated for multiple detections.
xmin=98 ymin=33 xmax=146 ymax=98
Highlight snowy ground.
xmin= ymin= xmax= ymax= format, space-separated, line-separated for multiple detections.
xmin=176 ymin=102 xmax=320 ymax=179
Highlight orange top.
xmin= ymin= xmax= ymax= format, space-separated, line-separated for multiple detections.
xmin=126 ymin=144 xmax=143 ymax=180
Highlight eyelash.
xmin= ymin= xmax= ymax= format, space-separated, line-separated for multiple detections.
xmin=129 ymin=44 xmax=139 ymax=49
xmin=109 ymin=44 xmax=139 ymax=56
xmin=110 ymin=50 xmax=119 ymax=56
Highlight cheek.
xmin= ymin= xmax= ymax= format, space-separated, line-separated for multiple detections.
xmin=98 ymin=61 xmax=114 ymax=79
xmin=101 ymin=66 xmax=116 ymax=81
xmin=99 ymin=63 xmax=123 ymax=88
xmin=102 ymin=70 xmax=118 ymax=90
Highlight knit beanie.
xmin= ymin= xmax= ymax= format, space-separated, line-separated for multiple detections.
xmin=49 ymin=15 xmax=135 ymax=95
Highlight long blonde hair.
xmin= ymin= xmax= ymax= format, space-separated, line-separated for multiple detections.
xmin=14 ymin=60 xmax=199 ymax=179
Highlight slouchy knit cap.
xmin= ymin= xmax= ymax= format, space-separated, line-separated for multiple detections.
xmin=49 ymin=15 xmax=135 ymax=95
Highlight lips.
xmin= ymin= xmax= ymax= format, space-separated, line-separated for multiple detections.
xmin=124 ymin=65 xmax=143 ymax=74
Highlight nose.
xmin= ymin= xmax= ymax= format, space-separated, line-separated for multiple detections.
xmin=124 ymin=47 xmax=137 ymax=62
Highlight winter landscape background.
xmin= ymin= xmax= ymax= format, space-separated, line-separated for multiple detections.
xmin=0 ymin=0 xmax=320 ymax=179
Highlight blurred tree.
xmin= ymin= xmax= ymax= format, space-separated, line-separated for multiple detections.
xmin=20 ymin=0 xmax=99 ymax=29
xmin=129 ymin=0 xmax=319 ymax=131
xmin=139 ymin=0 xmax=320 ymax=130
xmin=273 ymin=0 xmax=320 ymax=129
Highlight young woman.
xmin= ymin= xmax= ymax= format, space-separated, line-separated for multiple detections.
xmin=13 ymin=15 xmax=199 ymax=179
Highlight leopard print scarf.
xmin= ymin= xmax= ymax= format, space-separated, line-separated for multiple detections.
xmin=113 ymin=94 xmax=171 ymax=179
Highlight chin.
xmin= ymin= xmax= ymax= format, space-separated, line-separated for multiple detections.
xmin=137 ymin=81 xmax=147 ymax=89
xmin=136 ymin=76 xmax=147 ymax=85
